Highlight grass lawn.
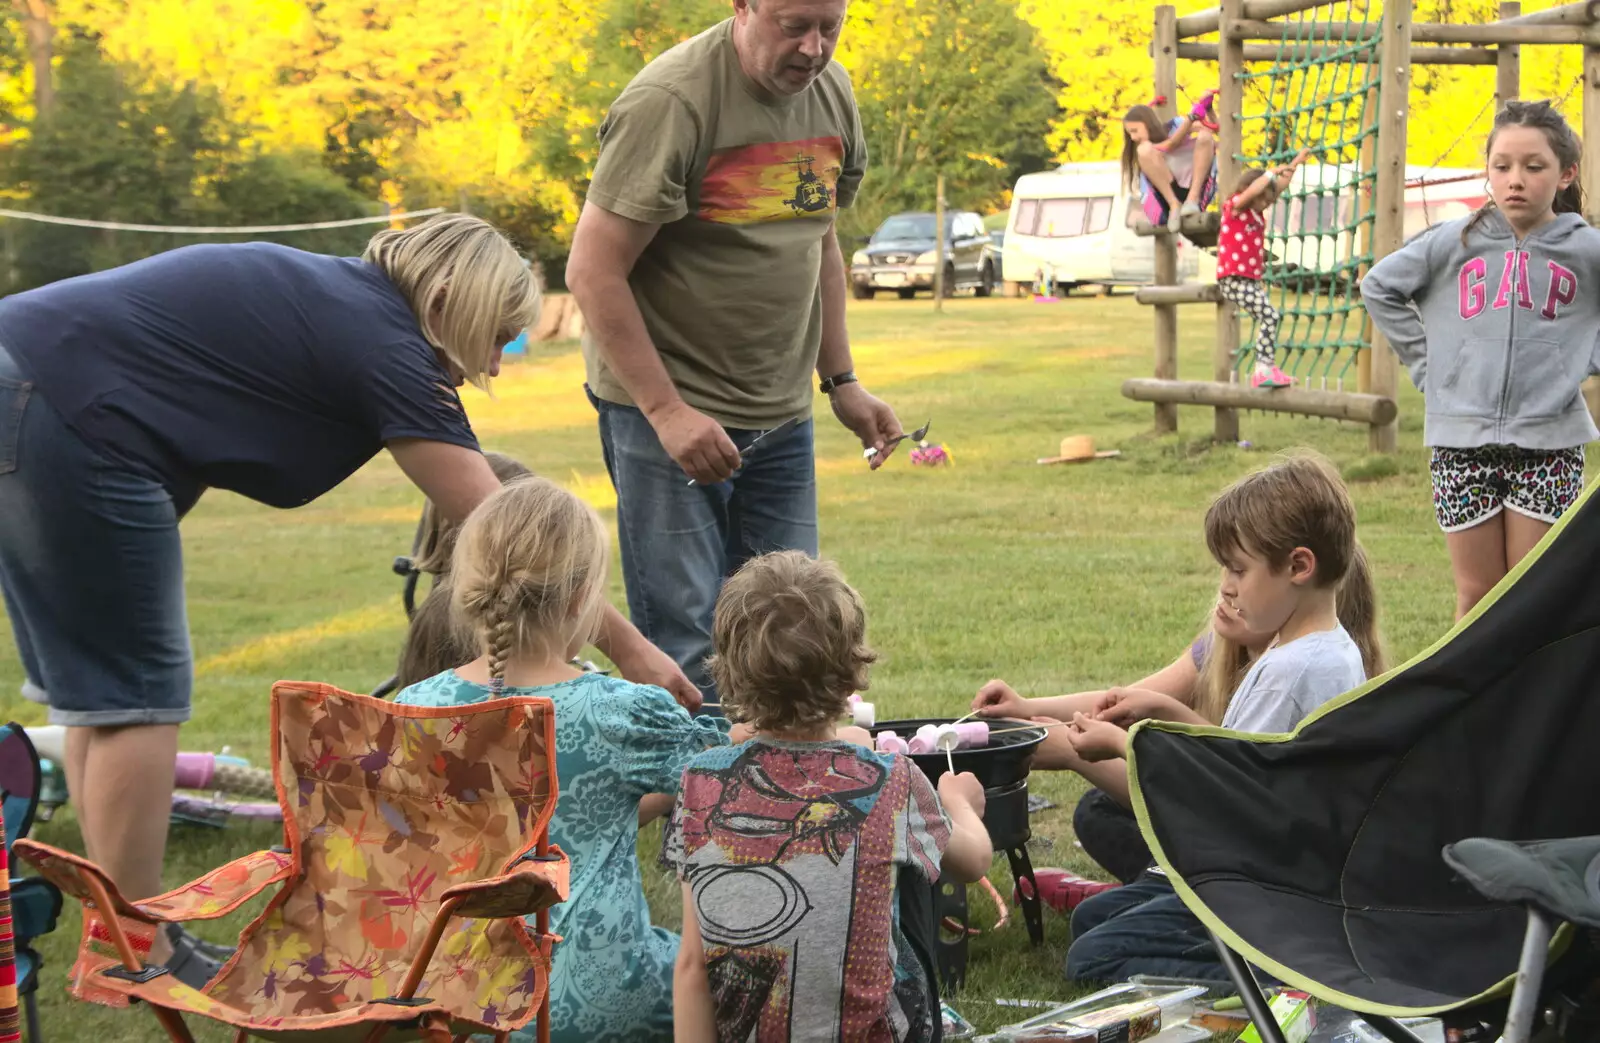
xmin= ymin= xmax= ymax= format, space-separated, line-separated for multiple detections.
xmin=1 ymin=292 xmax=1574 ymax=1040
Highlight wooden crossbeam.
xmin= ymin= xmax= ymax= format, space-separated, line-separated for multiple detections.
xmin=1122 ymin=379 xmax=1399 ymax=425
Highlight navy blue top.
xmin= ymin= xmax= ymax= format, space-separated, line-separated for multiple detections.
xmin=0 ymin=243 xmax=477 ymax=515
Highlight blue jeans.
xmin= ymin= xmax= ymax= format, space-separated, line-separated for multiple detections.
xmin=0 ymin=340 xmax=192 ymax=726
xmin=592 ymin=390 xmax=818 ymax=710
xmin=1066 ymin=874 xmax=1232 ymax=983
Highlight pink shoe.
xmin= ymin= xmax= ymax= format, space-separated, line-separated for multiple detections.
xmin=1015 ymin=868 xmax=1120 ymax=913
xmin=1251 ymin=365 xmax=1292 ymax=389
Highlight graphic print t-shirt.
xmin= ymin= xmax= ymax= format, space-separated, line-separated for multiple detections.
xmin=661 ymin=740 xmax=950 ymax=1043
xmin=582 ymin=18 xmax=868 ymax=429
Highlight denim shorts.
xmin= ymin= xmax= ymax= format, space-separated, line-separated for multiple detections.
xmin=0 ymin=340 xmax=192 ymax=726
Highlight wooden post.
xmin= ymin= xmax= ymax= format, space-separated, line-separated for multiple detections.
xmin=1155 ymin=5 xmax=1179 ymax=123
xmin=1584 ymin=46 xmax=1600 ymax=226
xmin=1153 ymin=5 xmax=1180 ymax=435
xmin=1356 ymin=84 xmax=1379 ymax=395
xmin=1583 ymin=46 xmax=1600 ymax=424
xmin=934 ymin=173 xmax=946 ymax=312
xmin=1498 ymin=1 xmax=1521 ymax=110
xmin=1367 ymin=0 xmax=1411 ymax=453
xmin=1214 ymin=0 xmax=1245 ymax=443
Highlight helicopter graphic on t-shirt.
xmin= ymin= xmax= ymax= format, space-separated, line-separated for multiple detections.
xmin=782 ymin=153 xmax=834 ymax=214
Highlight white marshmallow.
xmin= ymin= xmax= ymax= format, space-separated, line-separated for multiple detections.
xmin=934 ymin=724 xmax=961 ymax=752
xmin=851 ymin=701 xmax=876 ymax=728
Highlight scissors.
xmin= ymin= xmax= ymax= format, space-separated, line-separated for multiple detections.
xmin=686 ymin=416 xmax=803 ymax=487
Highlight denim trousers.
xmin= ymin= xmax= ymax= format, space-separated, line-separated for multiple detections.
xmin=0 ymin=340 xmax=192 ymax=726
xmin=1066 ymin=873 xmax=1232 ymax=983
xmin=592 ymin=389 xmax=818 ymax=710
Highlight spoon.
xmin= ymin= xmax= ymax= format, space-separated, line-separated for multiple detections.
xmin=863 ymin=419 xmax=932 ymax=459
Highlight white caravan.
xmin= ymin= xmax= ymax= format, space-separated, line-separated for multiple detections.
xmin=1001 ymin=162 xmax=1206 ymax=295
xmin=1264 ymin=163 xmax=1485 ymax=277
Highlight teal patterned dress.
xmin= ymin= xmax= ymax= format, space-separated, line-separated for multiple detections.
xmin=397 ymin=670 xmax=730 ymax=1043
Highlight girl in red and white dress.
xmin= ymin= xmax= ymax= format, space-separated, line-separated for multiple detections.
xmin=1218 ymin=148 xmax=1310 ymax=389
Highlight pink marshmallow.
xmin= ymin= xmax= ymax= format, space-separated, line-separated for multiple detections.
xmin=907 ymin=735 xmax=934 ymax=754
xmin=954 ymin=722 xmax=990 ymax=748
xmin=875 ymin=731 xmax=908 ymax=755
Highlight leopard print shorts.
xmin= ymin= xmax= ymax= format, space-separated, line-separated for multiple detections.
xmin=1429 ymin=444 xmax=1586 ymax=533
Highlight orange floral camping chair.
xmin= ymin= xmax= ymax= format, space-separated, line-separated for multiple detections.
xmin=14 ymin=681 xmax=570 ymax=1043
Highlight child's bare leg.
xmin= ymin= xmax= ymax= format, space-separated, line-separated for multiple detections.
xmin=1503 ymin=511 xmax=1554 ymax=572
xmin=638 ymin=792 xmax=675 ymax=826
xmin=1185 ymin=129 xmax=1216 ymax=207
xmin=1445 ymin=514 xmax=1509 ymax=620
xmin=1135 ymin=143 xmax=1183 ymax=214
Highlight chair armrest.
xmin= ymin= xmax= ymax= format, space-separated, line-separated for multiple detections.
xmin=1443 ymin=836 xmax=1600 ymax=929
xmin=14 ymin=839 xmax=292 ymax=924
xmin=440 ymin=846 xmax=570 ymax=919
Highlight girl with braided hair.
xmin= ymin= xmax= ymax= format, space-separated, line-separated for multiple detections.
xmin=396 ymin=476 xmax=738 ymax=1043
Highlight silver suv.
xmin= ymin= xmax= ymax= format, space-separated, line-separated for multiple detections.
xmin=849 ymin=211 xmax=996 ymax=300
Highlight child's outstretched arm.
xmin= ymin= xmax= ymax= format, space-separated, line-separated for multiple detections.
xmin=1030 ymin=719 xmax=1136 ymax=806
xmin=973 ymin=648 xmax=1204 ymax=723
xmin=937 ymin=771 xmax=995 ymax=883
xmin=674 ymin=887 xmax=716 ymax=1043
xmin=1095 ymin=686 xmax=1210 ymax=727
xmin=972 ymin=679 xmax=1102 ymax=722
xmin=1360 ymin=226 xmax=1443 ymax=389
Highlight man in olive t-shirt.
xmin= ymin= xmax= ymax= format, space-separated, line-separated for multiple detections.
xmin=567 ymin=0 xmax=904 ymax=708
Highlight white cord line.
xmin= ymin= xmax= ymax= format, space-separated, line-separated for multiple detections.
xmin=0 ymin=206 xmax=446 ymax=234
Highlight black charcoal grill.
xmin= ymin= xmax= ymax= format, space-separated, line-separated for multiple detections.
xmin=872 ymin=717 xmax=1048 ymax=989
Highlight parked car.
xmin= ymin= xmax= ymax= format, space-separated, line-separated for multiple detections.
xmin=849 ymin=211 xmax=996 ymax=299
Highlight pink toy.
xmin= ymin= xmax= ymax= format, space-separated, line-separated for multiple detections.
xmin=910 ymin=443 xmax=951 ymax=467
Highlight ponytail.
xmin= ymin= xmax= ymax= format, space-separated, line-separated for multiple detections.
xmin=1554 ymin=181 xmax=1585 ymax=216
xmin=484 ymin=599 xmax=516 ymax=695
xmin=1335 ymin=542 xmax=1387 ymax=679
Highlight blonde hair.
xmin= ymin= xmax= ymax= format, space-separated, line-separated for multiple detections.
xmin=709 ymin=551 xmax=878 ymax=733
xmin=449 ymin=477 xmax=609 ymax=687
xmin=1193 ymin=621 xmax=1254 ymax=726
xmin=363 ymin=214 xmax=541 ymax=392
xmin=1191 ymin=540 xmax=1386 ymax=724
xmin=412 ymin=451 xmax=533 ymax=575
xmin=1205 ymin=450 xmax=1357 ymax=588
xmin=396 ymin=452 xmax=534 ymax=688
xmin=1338 ymin=542 xmax=1387 ymax=678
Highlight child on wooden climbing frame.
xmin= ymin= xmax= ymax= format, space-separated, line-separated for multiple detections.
xmin=1122 ymin=90 xmax=1220 ymax=234
xmin=1219 ymin=148 xmax=1311 ymax=390
xmin=1362 ymin=100 xmax=1600 ymax=620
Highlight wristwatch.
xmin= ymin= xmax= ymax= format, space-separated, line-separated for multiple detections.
xmin=819 ymin=371 xmax=858 ymax=395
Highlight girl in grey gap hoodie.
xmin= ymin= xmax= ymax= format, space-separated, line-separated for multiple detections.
xmin=1361 ymin=101 xmax=1600 ymax=621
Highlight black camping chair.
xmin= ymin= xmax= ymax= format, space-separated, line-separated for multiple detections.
xmin=1124 ymin=477 xmax=1600 ymax=1043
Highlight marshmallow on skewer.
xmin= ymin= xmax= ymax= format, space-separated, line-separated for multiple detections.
xmin=908 ymin=724 xmax=939 ymax=754
xmin=954 ymin=721 xmax=990 ymax=748
xmin=875 ymin=731 xmax=908 ymax=755
xmin=851 ymin=700 xmax=876 ymax=728
xmin=934 ymin=724 xmax=961 ymax=753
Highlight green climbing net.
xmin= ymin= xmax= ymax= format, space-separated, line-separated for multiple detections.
xmin=1228 ymin=0 xmax=1382 ymax=388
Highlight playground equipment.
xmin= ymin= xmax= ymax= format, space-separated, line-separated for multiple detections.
xmin=1125 ymin=0 xmax=1600 ymax=452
